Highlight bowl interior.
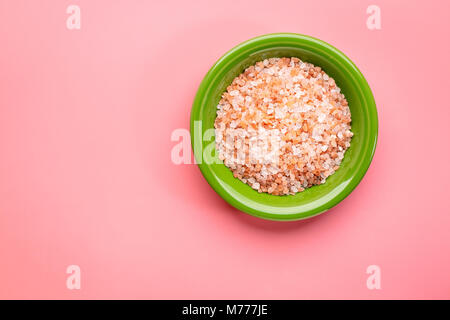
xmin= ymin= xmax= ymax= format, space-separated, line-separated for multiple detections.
xmin=191 ymin=34 xmax=377 ymax=221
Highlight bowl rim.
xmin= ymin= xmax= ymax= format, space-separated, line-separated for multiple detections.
xmin=190 ymin=33 xmax=378 ymax=221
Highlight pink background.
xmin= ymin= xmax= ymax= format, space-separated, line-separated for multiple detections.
xmin=1 ymin=0 xmax=449 ymax=299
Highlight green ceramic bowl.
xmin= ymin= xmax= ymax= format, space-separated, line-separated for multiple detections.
xmin=190 ymin=33 xmax=378 ymax=221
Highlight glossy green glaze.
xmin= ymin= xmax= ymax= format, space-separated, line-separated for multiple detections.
xmin=190 ymin=33 xmax=378 ymax=221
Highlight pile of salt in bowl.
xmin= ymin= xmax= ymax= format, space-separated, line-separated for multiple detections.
xmin=214 ymin=57 xmax=353 ymax=195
